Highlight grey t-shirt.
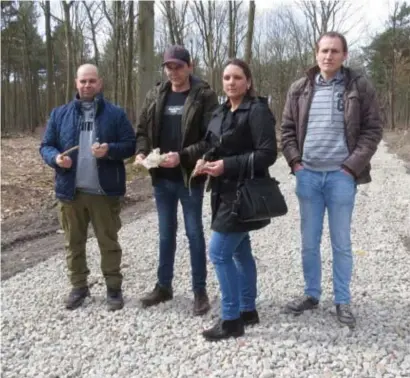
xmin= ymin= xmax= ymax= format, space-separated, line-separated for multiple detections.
xmin=75 ymin=101 xmax=102 ymax=194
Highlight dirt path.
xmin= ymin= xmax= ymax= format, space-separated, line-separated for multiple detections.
xmin=1 ymin=177 xmax=155 ymax=280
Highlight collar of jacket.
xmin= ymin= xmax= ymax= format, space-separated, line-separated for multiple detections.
xmin=74 ymin=92 xmax=105 ymax=114
xmin=220 ymin=94 xmax=267 ymax=114
xmin=305 ymin=65 xmax=361 ymax=88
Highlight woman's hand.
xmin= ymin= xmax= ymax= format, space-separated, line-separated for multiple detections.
xmin=192 ymin=159 xmax=206 ymax=177
xmin=203 ymin=160 xmax=224 ymax=177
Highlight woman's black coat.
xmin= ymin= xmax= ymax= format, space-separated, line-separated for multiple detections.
xmin=190 ymin=95 xmax=277 ymax=233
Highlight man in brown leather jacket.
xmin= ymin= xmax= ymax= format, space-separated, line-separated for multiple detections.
xmin=135 ymin=45 xmax=219 ymax=316
xmin=281 ymin=32 xmax=383 ymax=327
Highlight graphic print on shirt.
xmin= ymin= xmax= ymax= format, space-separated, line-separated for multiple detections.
xmin=164 ymin=105 xmax=184 ymax=116
xmin=336 ymin=92 xmax=344 ymax=112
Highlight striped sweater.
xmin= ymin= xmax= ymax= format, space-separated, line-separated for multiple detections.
xmin=302 ymin=70 xmax=349 ymax=171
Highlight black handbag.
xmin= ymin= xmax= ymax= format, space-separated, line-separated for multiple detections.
xmin=231 ymin=153 xmax=288 ymax=222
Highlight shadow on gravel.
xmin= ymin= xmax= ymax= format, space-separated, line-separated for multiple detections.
xmin=401 ymin=235 xmax=410 ymax=254
xmin=243 ymin=298 xmax=410 ymax=348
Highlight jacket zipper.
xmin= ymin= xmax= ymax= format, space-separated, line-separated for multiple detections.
xmin=300 ymin=85 xmax=314 ymax=157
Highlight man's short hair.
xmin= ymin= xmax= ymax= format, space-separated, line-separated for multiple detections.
xmin=316 ymin=32 xmax=348 ymax=53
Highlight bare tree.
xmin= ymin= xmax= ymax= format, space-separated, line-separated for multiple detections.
xmin=83 ymin=1 xmax=102 ymax=66
xmin=125 ymin=1 xmax=134 ymax=121
xmin=191 ymin=1 xmax=228 ymax=90
xmin=159 ymin=1 xmax=189 ymax=45
xmin=298 ymin=0 xmax=363 ymax=53
xmin=44 ymin=1 xmax=54 ymax=113
xmin=244 ymin=0 xmax=256 ymax=64
xmin=228 ymin=1 xmax=244 ymax=58
xmin=62 ymin=0 xmax=75 ymax=103
xmin=137 ymin=1 xmax=155 ymax=113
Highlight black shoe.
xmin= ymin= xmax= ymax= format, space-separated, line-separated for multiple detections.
xmin=65 ymin=287 xmax=90 ymax=310
xmin=193 ymin=290 xmax=211 ymax=316
xmin=240 ymin=310 xmax=260 ymax=326
xmin=140 ymin=283 xmax=173 ymax=308
xmin=202 ymin=318 xmax=245 ymax=342
xmin=285 ymin=295 xmax=319 ymax=315
xmin=336 ymin=304 xmax=356 ymax=327
xmin=107 ymin=288 xmax=124 ymax=311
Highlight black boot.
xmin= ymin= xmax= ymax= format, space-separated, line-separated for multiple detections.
xmin=140 ymin=283 xmax=173 ymax=308
xmin=240 ymin=310 xmax=260 ymax=326
xmin=193 ymin=289 xmax=211 ymax=316
xmin=107 ymin=288 xmax=124 ymax=311
xmin=336 ymin=304 xmax=356 ymax=328
xmin=285 ymin=295 xmax=319 ymax=315
xmin=202 ymin=318 xmax=245 ymax=342
xmin=65 ymin=287 xmax=90 ymax=310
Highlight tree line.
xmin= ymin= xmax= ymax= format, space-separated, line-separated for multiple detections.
xmin=1 ymin=0 xmax=409 ymax=136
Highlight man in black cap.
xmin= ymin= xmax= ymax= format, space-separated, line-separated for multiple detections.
xmin=135 ymin=45 xmax=219 ymax=316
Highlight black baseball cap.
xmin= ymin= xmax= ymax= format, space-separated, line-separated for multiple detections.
xmin=162 ymin=45 xmax=191 ymax=66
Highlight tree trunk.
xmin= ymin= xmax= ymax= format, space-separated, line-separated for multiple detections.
xmin=390 ymin=9 xmax=397 ymax=130
xmin=31 ymin=72 xmax=40 ymax=132
xmin=126 ymin=1 xmax=135 ymax=122
xmin=1 ymin=78 xmax=6 ymax=133
xmin=62 ymin=1 xmax=74 ymax=103
xmin=244 ymin=0 xmax=255 ymax=64
xmin=137 ymin=1 xmax=155 ymax=114
xmin=228 ymin=1 xmax=235 ymax=58
xmin=83 ymin=2 xmax=100 ymax=65
xmin=22 ymin=38 xmax=32 ymax=132
xmin=45 ymin=1 xmax=54 ymax=114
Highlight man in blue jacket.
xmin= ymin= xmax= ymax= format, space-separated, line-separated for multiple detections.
xmin=40 ymin=64 xmax=136 ymax=311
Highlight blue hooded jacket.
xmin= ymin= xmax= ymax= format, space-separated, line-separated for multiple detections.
xmin=40 ymin=94 xmax=136 ymax=200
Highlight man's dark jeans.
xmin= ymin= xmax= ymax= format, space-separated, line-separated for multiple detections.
xmin=153 ymin=178 xmax=206 ymax=293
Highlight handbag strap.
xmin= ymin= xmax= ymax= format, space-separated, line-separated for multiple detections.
xmin=236 ymin=152 xmax=254 ymax=191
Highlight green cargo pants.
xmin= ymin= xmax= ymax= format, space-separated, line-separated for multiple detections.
xmin=58 ymin=192 xmax=122 ymax=290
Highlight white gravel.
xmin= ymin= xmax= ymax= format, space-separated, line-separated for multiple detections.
xmin=2 ymin=140 xmax=410 ymax=378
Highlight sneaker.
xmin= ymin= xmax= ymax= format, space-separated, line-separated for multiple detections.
xmin=140 ymin=283 xmax=173 ymax=308
xmin=240 ymin=310 xmax=260 ymax=326
xmin=336 ymin=304 xmax=356 ymax=327
xmin=285 ymin=295 xmax=319 ymax=315
xmin=193 ymin=290 xmax=210 ymax=316
xmin=65 ymin=287 xmax=90 ymax=310
xmin=202 ymin=318 xmax=244 ymax=342
xmin=107 ymin=288 xmax=124 ymax=311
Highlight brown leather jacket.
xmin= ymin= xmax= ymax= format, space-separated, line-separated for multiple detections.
xmin=281 ymin=66 xmax=383 ymax=184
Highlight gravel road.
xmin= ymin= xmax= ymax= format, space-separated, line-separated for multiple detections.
xmin=2 ymin=141 xmax=409 ymax=378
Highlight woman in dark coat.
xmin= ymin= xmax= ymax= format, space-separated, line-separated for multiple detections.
xmin=191 ymin=59 xmax=277 ymax=341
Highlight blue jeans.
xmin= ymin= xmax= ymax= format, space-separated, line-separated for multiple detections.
xmin=154 ymin=178 xmax=206 ymax=293
xmin=295 ymin=168 xmax=357 ymax=304
xmin=209 ymin=231 xmax=257 ymax=320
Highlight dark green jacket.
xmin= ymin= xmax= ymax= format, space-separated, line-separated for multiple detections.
xmin=136 ymin=75 xmax=219 ymax=186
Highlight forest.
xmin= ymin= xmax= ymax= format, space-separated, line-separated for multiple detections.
xmin=1 ymin=0 xmax=409 ymax=135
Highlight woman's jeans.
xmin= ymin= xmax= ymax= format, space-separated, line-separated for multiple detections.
xmin=209 ymin=231 xmax=257 ymax=320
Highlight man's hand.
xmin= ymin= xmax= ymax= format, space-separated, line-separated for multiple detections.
xmin=133 ymin=153 xmax=146 ymax=166
xmin=92 ymin=142 xmax=109 ymax=158
xmin=56 ymin=154 xmax=73 ymax=169
xmin=341 ymin=168 xmax=354 ymax=178
xmin=293 ymin=162 xmax=304 ymax=172
xmin=159 ymin=152 xmax=180 ymax=168
xmin=203 ymin=160 xmax=224 ymax=177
